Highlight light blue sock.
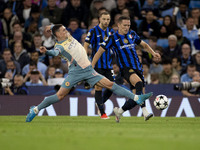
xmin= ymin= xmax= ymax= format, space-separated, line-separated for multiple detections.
xmin=111 ymin=83 xmax=135 ymax=100
xmin=38 ymin=94 xmax=59 ymax=111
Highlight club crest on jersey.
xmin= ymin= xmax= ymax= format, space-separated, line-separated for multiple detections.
xmin=128 ymin=34 xmax=132 ymax=39
xmin=124 ymin=38 xmax=128 ymax=43
xmin=65 ymin=82 xmax=70 ymax=86
xmin=129 ymin=69 xmax=134 ymax=73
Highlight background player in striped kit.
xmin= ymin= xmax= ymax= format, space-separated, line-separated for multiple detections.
xmin=84 ymin=12 xmax=115 ymax=119
xmin=92 ymin=16 xmax=161 ymax=122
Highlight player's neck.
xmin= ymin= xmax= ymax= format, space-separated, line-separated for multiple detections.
xmin=57 ymin=37 xmax=67 ymax=42
xmin=118 ymin=30 xmax=125 ymax=36
xmin=99 ymin=24 xmax=107 ymax=31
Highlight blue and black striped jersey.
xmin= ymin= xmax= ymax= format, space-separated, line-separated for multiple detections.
xmin=101 ymin=30 xmax=143 ymax=71
xmin=85 ymin=25 xmax=114 ymax=69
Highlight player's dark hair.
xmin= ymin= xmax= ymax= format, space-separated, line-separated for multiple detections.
xmin=99 ymin=11 xmax=110 ymax=18
xmin=52 ymin=24 xmax=63 ymax=37
xmin=118 ymin=16 xmax=130 ymax=23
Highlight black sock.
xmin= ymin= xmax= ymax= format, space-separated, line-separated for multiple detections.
xmin=135 ymin=81 xmax=146 ymax=108
xmin=102 ymin=89 xmax=113 ymax=103
xmin=95 ymin=91 xmax=105 ymax=115
xmin=122 ymin=99 xmax=137 ymax=111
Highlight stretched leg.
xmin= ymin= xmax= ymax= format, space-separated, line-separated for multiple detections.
xmin=96 ymin=77 xmax=152 ymax=105
xmin=26 ymin=87 xmax=71 ymax=122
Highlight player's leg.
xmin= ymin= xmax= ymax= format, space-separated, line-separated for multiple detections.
xmin=93 ymin=68 xmax=109 ymax=119
xmin=26 ymin=72 xmax=77 ymax=122
xmin=95 ymin=85 xmax=109 ymax=118
xmin=112 ymin=74 xmax=142 ymax=122
xmin=26 ymin=87 xmax=71 ymax=122
xmin=102 ymin=69 xmax=113 ymax=103
xmin=95 ymin=77 xmax=152 ymax=105
xmin=130 ymin=74 xmax=153 ymax=121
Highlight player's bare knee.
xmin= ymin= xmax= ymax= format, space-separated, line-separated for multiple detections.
xmin=106 ymin=81 xmax=114 ymax=89
xmin=56 ymin=93 xmax=65 ymax=100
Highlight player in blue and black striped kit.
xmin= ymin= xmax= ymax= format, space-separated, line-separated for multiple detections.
xmin=84 ymin=12 xmax=115 ymax=119
xmin=92 ymin=16 xmax=161 ymax=122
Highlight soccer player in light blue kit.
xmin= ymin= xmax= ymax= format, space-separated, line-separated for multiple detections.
xmin=26 ymin=24 xmax=153 ymax=122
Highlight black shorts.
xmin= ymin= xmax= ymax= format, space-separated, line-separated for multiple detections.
xmin=95 ymin=68 xmax=114 ymax=81
xmin=121 ymin=67 xmax=144 ymax=90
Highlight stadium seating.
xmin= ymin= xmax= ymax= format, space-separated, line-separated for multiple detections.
xmin=157 ymin=39 xmax=169 ymax=48
xmin=135 ymin=20 xmax=142 ymax=28
xmin=189 ymin=0 xmax=200 ymax=9
xmin=161 ymin=8 xmax=174 ymax=17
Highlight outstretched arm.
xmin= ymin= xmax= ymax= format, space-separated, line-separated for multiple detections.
xmin=91 ymin=46 xmax=105 ymax=68
xmin=40 ymin=46 xmax=59 ymax=56
xmin=139 ymin=40 xmax=161 ymax=59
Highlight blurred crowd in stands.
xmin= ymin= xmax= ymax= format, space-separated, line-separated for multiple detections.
xmin=0 ymin=0 xmax=200 ymax=96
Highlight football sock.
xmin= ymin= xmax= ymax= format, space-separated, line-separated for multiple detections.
xmin=38 ymin=94 xmax=59 ymax=111
xmin=111 ymin=83 xmax=136 ymax=100
xmin=118 ymin=108 xmax=124 ymax=114
xmin=122 ymin=99 xmax=137 ymax=111
xmin=95 ymin=90 xmax=105 ymax=115
xmin=135 ymin=81 xmax=143 ymax=95
xmin=135 ymin=81 xmax=149 ymax=115
xmin=142 ymin=107 xmax=149 ymax=116
xmin=135 ymin=81 xmax=146 ymax=108
xmin=102 ymin=89 xmax=113 ymax=103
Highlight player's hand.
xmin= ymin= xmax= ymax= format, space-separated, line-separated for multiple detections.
xmin=40 ymin=46 xmax=47 ymax=53
xmin=153 ymin=52 xmax=161 ymax=60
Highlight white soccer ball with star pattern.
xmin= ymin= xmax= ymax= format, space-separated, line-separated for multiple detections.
xmin=154 ymin=95 xmax=169 ymax=110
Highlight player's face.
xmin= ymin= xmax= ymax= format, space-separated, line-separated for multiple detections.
xmin=118 ymin=19 xmax=130 ymax=35
xmin=57 ymin=26 xmax=69 ymax=39
xmin=100 ymin=14 xmax=110 ymax=29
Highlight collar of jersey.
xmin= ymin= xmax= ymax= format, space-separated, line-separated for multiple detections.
xmin=97 ymin=24 xmax=106 ymax=32
xmin=116 ymin=30 xmax=128 ymax=38
xmin=56 ymin=39 xmax=67 ymax=44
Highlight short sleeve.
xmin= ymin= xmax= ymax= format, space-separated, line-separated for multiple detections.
xmin=100 ymin=35 xmax=113 ymax=50
xmin=131 ymin=30 xmax=141 ymax=45
xmin=85 ymin=28 xmax=94 ymax=44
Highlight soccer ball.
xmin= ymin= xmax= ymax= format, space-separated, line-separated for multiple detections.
xmin=154 ymin=95 xmax=168 ymax=110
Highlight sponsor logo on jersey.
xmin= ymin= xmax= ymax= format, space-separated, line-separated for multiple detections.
xmin=129 ymin=69 xmax=134 ymax=73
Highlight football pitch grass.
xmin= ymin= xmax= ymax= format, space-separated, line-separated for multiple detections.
xmin=0 ymin=116 xmax=200 ymax=150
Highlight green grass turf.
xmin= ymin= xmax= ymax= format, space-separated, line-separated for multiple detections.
xmin=0 ymin=116 xmax=200 ymax=150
